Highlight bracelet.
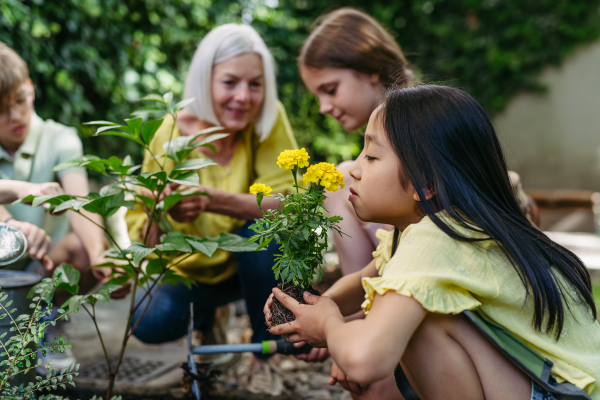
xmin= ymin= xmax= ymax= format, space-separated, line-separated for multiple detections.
xmin=4 ymin=217 xmax=18 ymax=224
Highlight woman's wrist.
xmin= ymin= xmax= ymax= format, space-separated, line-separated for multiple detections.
xmin=201 ymin=185 xmax=218 ymax=212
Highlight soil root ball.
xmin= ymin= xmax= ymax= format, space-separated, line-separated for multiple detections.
xmin=270 ymin=283 xmax=321 ymax=327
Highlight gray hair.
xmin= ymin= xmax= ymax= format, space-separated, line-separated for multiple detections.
xmin=183 ymin=24 xmax=278 ymax=142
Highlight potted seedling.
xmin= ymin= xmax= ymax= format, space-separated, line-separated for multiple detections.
xmin=249 ymin=149 xmax=346 ymax=326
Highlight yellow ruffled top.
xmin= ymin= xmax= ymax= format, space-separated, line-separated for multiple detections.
xmin=362 ymin=214 xmax=600 ymax=399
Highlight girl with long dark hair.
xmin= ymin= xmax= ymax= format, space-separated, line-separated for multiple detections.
xmin=267 ymin=85 xmax=600 ymax=399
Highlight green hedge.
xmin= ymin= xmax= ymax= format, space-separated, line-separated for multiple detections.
xmin=1 ymin=0 xmax=599 ymax=166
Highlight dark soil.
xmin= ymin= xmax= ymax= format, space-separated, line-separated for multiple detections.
xmin=269 ymin=283 xmax=321 ymax=327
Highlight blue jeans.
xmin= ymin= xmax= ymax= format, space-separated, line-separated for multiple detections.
xmin=131 ymin=222 xmax=280 ymax=357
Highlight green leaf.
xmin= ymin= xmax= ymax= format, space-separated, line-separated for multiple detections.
xmin=53 ymin=199 xmax=88 ymax=213
xmin=83 ymin=120 xmax=120 ymax=126
xmin=125 ymin=117 xmax=143 ymax=135
xmin=94 ymin=126 xmax=144 ymax=146
xmin=140 ymin=93 xmax=167 ymax=105
xmin=161 ymin=191 xmax=205 ymax=213
xmin=141 ymin=119 xmax=164 ymax=144
xmin=173 ymin=97 xmax=195 ymax=112
xmin=187 ymin=239 xmax=219 ymax=257
xmin=87 ymin=285 xmax=120 ymax=304
xmin=122 ymin=242 xmax=154 ymax=266
xmin=136 ymin=171 xmax=168 ymax=192
xmin=53 ymin=264 xmax=81 ymax=296
xmin=156 ymin=233 xmax=192 ymax=252
xmin=52 ymin=155 xmax=108 ymax=175
xmin=106 ymin=276 xmax=129 ymax=286
xmin=172 ymin=158 xmax=217 ymax=172
xmin=82 ymin=191 xmax=134 ymax=217
xmin=163 ymin=91 xmax=173 ymax=105
xmin=131 ymin=107 xmax=165 ymax=117
xmin=197 ymin=132 xmax=229 ymax=146
xmin=31 ymin=194 xmax=73 ymax=208
xmin=167 ymin=171 xmax=199 ymax=186
xmin=159 ymin=270 xmax=194 ymax=289
xmin=134 ymin=193 xmax=155 ymax=210
xmin=60 ymin=295 xmax=86 ymax=312
xmin=207 ymin=233 xmax=262 ymax=252
xmin=145 ymin=259 xmax=163 ymax=275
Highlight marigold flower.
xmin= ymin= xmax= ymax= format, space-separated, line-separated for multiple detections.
xmin=249 ymin=183 xmax=273 ymax=196
xmin=277 ymin=148 xmax=310 ymax=170
xmin=303 ymin=162 xmax=345 ymax=192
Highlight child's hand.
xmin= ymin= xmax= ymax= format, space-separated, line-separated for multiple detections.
xmin=263 ymin=293 xmax=274 ymax=327
xmin=268 ymin=288 xmax=344 ymax=348
xmin=7 ymin=219 xmax=51 ymax=262
xmin=293 ymin=342 xmax=330 ymax=362
xmin=16 ymin=181 xmax=64 ymax=200
xmin=329 ymin=361 xmax=368 ymax=395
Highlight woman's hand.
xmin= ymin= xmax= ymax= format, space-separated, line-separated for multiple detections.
xmin=330 ymin=361 xmax=368 ymax=395
xmin=268 ymin=288 xmax=345 ymax=348
xmin=167 ymin=184 xmax=212 ymax=223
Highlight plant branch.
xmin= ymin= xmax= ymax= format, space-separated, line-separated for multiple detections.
xmin=82 ymin=304 xmax=111 ymax=372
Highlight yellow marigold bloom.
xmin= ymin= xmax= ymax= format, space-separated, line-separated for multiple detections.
xmin=277 ymin=148 xmax=310 ymax=170
xmin=303 ymin=162 xmax=345 ymax=192
xmin=249 ymin=183 xmax=273 ymax=196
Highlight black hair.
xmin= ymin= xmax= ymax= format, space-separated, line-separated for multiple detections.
xmin=382 ymin=85 xmax=596 ymax=340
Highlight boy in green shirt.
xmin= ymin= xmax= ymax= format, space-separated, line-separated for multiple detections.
xmin=0 ymin=42 xmax=111 ymax=291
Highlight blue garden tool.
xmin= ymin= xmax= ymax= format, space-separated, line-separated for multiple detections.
xmin=185 ymin=302 xmax=313 ymax=400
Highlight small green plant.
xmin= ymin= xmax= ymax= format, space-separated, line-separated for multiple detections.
xmin=0 ymin=265 xmax=79 ymax=399
xmin=18 ymin=92 xmax=259 ymax=398
xmin=249 ymin=149 xmax=345 ymax=323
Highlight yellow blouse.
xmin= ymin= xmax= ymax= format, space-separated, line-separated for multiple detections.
xmin=126 ymin=102 xmax=297 ymax=284
xmin=362 ymin=215 xmax=600 ymax=398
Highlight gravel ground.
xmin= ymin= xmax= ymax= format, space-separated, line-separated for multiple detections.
xmin=202 ymin=310 xmax=351 ymax=400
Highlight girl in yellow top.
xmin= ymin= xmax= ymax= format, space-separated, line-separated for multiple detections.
xmin=268 ymin=85 xmax=600 ymax=400
xmin=126 ymin=24 xmax=297 ymax=389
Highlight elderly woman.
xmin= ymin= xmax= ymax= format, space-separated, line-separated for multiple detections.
xmin=126 ymin=24 xmax=296 ymax=394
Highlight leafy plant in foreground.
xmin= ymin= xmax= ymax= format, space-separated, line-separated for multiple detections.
xmin=0 ymin=265 xmax=79 ymax=399
xmin=18 ymin=92 xmax=259 ymax=398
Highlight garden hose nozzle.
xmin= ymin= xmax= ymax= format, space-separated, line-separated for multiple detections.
xmin=192 ymin=339 xmax=313 ymax=356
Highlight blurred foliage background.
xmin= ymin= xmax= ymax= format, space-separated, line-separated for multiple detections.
xmin=1 ymin=0 xmax=600 ymax=168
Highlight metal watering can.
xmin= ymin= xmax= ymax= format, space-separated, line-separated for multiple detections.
xmin=0 ymin=222 xmax=27 ymax=267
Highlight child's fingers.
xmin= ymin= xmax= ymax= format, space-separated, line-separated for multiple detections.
xmin=303 ymin=291 xmax=319 ymax=305
xmin=269 ymin=321 xmax=298 ymax=336
xmin=328 ymin=376 xmax=337 ymax=385
xmin=287 ymin=333 xmax=303 ymax=343
xmin=272 ymin=288 xmax=301 ymax=312
xmin=347 ymin=380 xmax=363 ymax=395
xmin=41 ymin=255 xmax=54 ymax=272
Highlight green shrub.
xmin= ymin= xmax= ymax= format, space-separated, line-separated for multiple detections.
xmin=1 ymin=0 xmax=599 ymax=166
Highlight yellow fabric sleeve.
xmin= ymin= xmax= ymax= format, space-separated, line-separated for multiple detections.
xmin=362 ymin=216 xmax=499 ymax=314
xmin=371 ymin=229 xmax=397 ymax=274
